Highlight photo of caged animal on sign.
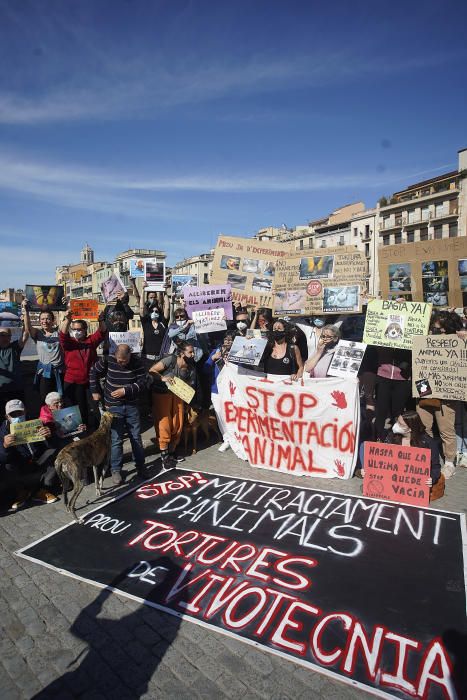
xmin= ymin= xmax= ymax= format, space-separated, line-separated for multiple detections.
xmin=54 ymin=412 xmax=114 ymax=522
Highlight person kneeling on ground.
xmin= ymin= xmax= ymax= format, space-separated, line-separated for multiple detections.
xmin=40 ymin=392 xmax=86 ymax=447
xmin=0 ymin=399 xmax=59 ymax=511
xmin=90 ymin=344 xmax=146 ymax=485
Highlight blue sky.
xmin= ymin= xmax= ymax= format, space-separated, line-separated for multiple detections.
xmin=1 ymin=0 xmax=466 ymax=289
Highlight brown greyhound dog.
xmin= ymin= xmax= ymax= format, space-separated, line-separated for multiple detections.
xmin=182 ymin=406 xmax=221 ymax=455
xmin=54 ymin=411 xmax=113 ymax=522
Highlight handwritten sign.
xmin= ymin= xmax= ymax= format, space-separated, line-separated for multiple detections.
xmin=192 ymin=308 xmax=227 ymax=334
xmin=70 ymin=299 xmax=99 ymax=321
xmin=412 ymin=334 xmax=467 ymax=401
xmin=168 ymin=376 xmax=195 ymax=404
xmin=218 ymin=365 xmax=359 ymax=477
xmin=18 ymin=469 xmax=467 ymax=700
xmin=11 ymin=419 xmax=45 ymax=445
xmin=363 ymin=441 xmax=430 ymax=507
xmin=327 ymin=340 xmax=367 ymax=378
xmin=109 ymin=331 xmax=142 ymax=354
xmin=363 ymin=299 xmax=432 ymax=349
xmin=211 ymin=235 xmax=288 ymax=308
xmin=274 ymin=247 xmax=367 ymax=315
xmin=183 ymin=285 xmax=233 ymax=319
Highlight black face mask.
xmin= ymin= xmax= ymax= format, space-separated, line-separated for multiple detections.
xmin=430 ymin=327 xmax=442 ymax=335
xmin=273 ymin=331 xmax=286 ymax=341
xmin=184 ymin=355 xmax=194 ymax=363
xmin=114 ymin=323 xmax=126 ymax=332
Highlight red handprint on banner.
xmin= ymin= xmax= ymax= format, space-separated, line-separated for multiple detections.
xmin=229 ymin=381 xmax=236 ymax=397
xmin=334 ymin=459 xmax=345 ymax=477
xmin=331 ymin=390 xmax=347 ymax=410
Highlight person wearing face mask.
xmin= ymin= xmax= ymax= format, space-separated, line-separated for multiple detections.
xmin=160 ymin=307 xmax=207 ymax=363
xmin=0 ymin=314 xmax=29 ymax=419
xmin=296 ymin=316 xmax=326 ymax=357
xmin=149 ymin=341 xmax=202 ymax=468
xmin=59 ymin=307 xmax=107 ymax=428
xmin=102 ymin=291 xmax=134 ymax=333
xmin=23 ymin=301 xmax=64 ymax=403
xmin=138 ymin=284 xmax=168 ymax=365
xmin=203 ymin=332 xmax=238 ymax=451
xmin=304 ymin=325 xmax=341 ymax=378
xmin=250 ymin=307 xmax=273 ymax=337
xmin=0 ymin=399 xmax=58 ymax=511
xmin=233 ymin=307 xmax=250 ymax=336
xmin=263 ymin=320 xmax=303 ymax=380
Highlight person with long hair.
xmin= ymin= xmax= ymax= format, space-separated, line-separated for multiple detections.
xmin=203 ymin=331 xmax=238 ymax=452
xmin=149 ymin=341 xmax=201 ymax=469
xmin=304 ymin=324 xmax=340 ymax=378
xmin=263 ymin=319 xmax=303 ymax=380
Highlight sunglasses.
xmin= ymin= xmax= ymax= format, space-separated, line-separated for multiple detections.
xmin=175 ymin=315 xmax=186 ymax=320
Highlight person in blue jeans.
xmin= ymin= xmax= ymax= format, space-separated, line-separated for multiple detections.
xmin=90 ymin=344 xmax=146 ymax=485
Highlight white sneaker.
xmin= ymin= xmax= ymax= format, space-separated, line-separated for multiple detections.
xmin=218 ymin=442 xmax=230 ymax=453
xmin=456 ymin=452 xmax=467 ymax=468
xmin=441 ymin=461 xmax=456 ymax=479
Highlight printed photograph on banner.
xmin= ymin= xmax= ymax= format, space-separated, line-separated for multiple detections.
xmin=109 ymin=331 xmax=142 ymax=354
xmin=129 ymin=259 xmax=145 ymax=277
xmin=299 ymin=255 xmax=334 ymax=280
xmin=273 ymin=290 xmax=307 ymax=315
xmin=460 ymin=276 xmax=467 ymax=290
xmin=172 ymin=274 xmax=197 ymax=297
xmin=242 ymin=258 xmax=262 ymax=274
xmin=220 ymin=255 xmax=240 ymax=271
xmin=383 ymin=313 xmax=405 ymax=341
xmin=388 ymin=292 xmax=413 ymax=302
xmin=25 ymin=284 xmax=66 ymax=311
xmin=53 ymin=406 xmax=83 ymax=437
xmin=327 ymin=340 xmax=367 ymax=379
xmin=228 ymin=336 xmax=267 ymax=366
xmin=251 ymin=277 xmax=273 ymax=293
xmin=227 ymin=273 xmax=247 ymax=290
xmin=458 ymin=259 xmax=467 ymax=276
xmin=415 ymin=378 xmax=433 ymax=398
xmin=322 ymin=285 xmax=359 ymax=313
xmin=422 ymin=276 xmax=449 ymax=293
xmin=389 ymin=263 xmax=412 ymax=292
xmin=424 ymin=291 xmax=448 ymax=306
xmin=101 ymin=274 xmax=125 ymax=303
xmin=421 ymin=260 xmax=448 ymax=277
xmin=145 ymin=260 xmax=165 ymax=288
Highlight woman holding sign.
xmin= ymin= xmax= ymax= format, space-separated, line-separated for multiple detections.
xmin=149 ymin=342 xmax=201 ymax=469
xmin=263 ymin=319 xmax=303 ymax=380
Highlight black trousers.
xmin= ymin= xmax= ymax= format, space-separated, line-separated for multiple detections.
xmin=374 ymin=377 xmax=411 ymax=439
xmin=64 ymin=382 xmax=89 ymax=426
xmin=0 ymin=459 xmax=57 ymax=507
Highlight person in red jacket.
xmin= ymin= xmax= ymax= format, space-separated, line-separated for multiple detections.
xmin=59 ymin=307 xmax=107 ymax=428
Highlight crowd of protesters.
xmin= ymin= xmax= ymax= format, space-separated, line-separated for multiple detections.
xmin=1 ymin=283 xmax=466 ymax=514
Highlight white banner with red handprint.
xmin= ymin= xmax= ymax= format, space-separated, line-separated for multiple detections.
xmin=217 ymin=366 xmax=360 ymax=478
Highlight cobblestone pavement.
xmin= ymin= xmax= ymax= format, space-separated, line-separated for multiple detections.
xmin=1 ymin=428 xmax=466 ymax=700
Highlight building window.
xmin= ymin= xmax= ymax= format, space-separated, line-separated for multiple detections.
xmin=422 ymin=206 xmax=429 ymax=221
xmin=320 ymin=240 xmax=327 ymax=248
xmin=299 ymin=239 xmax=304 ymax=250
xmin=308 ymin=237 xmax=312 ymax=248
xmin=383 ymin=216 xmax=390 ymax=230
xmin=383 ymin=236 xmax=390 ymax=246
xmin=203 ymin=273 xmax=209 ymax=283
xmin=365 ymin=243 xmax=370 ymax=257
xmin=365 ymin=224 xmax=370 ymax=236
xmin=408 ymin=210 xmax=416 ymax=223
xmin=420 ymin=227 xmax=428 ymax=241
xmin=435 ymin=203 xmax=446 ymax=218
xmin=394 ymin=232 xmax=402 ymax=245
xmin=407 ymin=231 xmax=414 ymax=243
xmin=204 ymin=262 xmax=208 ymax=267
xmin=339 ymin=235 xmax=345 ymax=245
xmin=353 ymin=227 xmax=358 ymax=236
xmin=449 ymin=222 xmax=458 ymax=237
xmin=434 ymin=225 xmax=442 ymax=239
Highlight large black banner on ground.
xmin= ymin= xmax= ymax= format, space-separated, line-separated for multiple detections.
xmin=18 ymin=470 xmax=467 ymax=699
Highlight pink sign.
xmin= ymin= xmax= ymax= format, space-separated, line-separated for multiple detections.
xmin=363 ymin=441 xmax=431 ymax=507
xmin=183 ymin=285 xmax=233 ymax=320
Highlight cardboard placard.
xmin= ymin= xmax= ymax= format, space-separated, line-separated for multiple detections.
xmin=17 ymin=469 xmax=467 ymax=700
xmin=363 ymin=299 xmax=432 ymax=349
xmin=168 ymin=376 xmax=195 ymax=404
xmin=274 ymin=247 xmax=367 ymax=315
xmin=192 ymin=308 xmax=227 ymax=334
xmin=412 ymin=334 xmax=467 ymax=401
xmin=101 ymin=274 xmax=126 ymax=303
xmin=211 ymin=235 xmax=289 ymax=307
xmin=24 ymin=285 xmax=66 ymax=311
xmin=144 ymin=259 xmax=165 ymax=291
xmin=70 ymin=299 xmax=99 ymax=321
xmin=227 ymin=336 xmax=267 ymax=366
xmin=379 ymin=237 xmax=467 ymax=307
xmin=109 ymin=331 xmax=142 ymax=354
xmin=327 ymin=340 xmax=367 ymax=378
xmin=11 ymin=419 xmax=46 ymax=445
xmin=183 ymin=285 xmax=233 ymax=320
xmin=363 ymin=441 xmax=430 ymax=507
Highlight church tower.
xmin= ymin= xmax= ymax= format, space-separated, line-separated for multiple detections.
xmin=80 ymin=243 xmax=94 ymax=265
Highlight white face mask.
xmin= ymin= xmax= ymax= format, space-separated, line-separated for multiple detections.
xmin=236 ymin=321 xmax=247 ymax=331
xmin=71 ymin=329 xmax=85 ymax=340
xmin=176 ymin=320 xmax=186 ymax=327
xmin=150 ymin=312 xmax=159 ymax=321
xmin=392 ymin=422 xmax=409 ymax=435
xmin=10 ymin=415 xmax=25 ymax=424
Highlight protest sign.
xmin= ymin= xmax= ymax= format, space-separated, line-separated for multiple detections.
xmin=363 ymin=441 xmax=431 ymax=507
xmin=0 ymin=301 xmax=18 ymax=314
xmin=53 ymin=406 xmax=83 ymax=437
xmin=109 ymin=331 xmax=142 ymax=354
xmin=327 ymin=340 xmax=367 ymax=378
xmin=412 ymin=334 xmax=467 ymax=401
xmin=379 ymin=237 xmax=467 ymax=307
xmin=11 ymin=419 xmax=45 ymax=445
xmin=144 ymin=259 xmax=165 ymax=291
xmin=172 ymin=274 xmax=197 ymax=298
xmin=273 ymin=290 xmax=307 ymax=316
xmin=101 ymin=274 xmax=126 ymax=303
xmin=192 ymin=308 xmax=227 ymax=334
xmin=25 ymin=285 xmax=66 ymax=311
xmin=183 ymin=285 xmax=233 ymax=320
xmin=211 ymin=235 xmax=288 ymax=307
xmin=129 ymin=259 xmax=145 ymax=278
xmin=19 ymin=469 xmax=466 ymax=700
xmin=168 ymin=377 xmax=195 ymax=404
xmin=274 ymin=247 xmax=367 ymax=315
xmin=70 ymin=299 xmax=99 ymax=321
xmin=218 ymin=365 xmax=359 ymax=477
xmin=363 ymin=299 xmax=432 ymax=349
xmin=227 ymin=336 xmax=267 ymax=366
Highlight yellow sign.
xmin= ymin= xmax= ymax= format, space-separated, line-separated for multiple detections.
xmin=168 ymin=377 xmax=195 ymax=404
xmin=11 ymin=419 xmax=46 ymax=445
xmin=363 ymin=299 xmax=432 ymax=350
